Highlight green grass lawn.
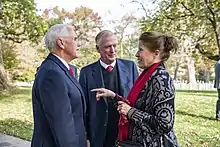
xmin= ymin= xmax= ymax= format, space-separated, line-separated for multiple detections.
xmin=0 ymin=87 xmax=220 ymax=146
xmin=175 ymin=90 xmax=220 ymax=146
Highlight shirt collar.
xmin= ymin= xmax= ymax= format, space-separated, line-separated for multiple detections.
xmin=53 ymin=54 xmax=70 ymax=70
xmin=99 ymin=59 xmax=116 ymax=69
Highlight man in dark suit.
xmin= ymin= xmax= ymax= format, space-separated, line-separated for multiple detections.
xmin=214 ymin=60 xmax=220 ymax=120
xmin=31 ymin=24 xmax=87 ymax=147
xmin=79 ymin=30 xmax=138 ymax=147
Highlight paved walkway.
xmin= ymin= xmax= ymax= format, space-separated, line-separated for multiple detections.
xmin=0 ymin=133 xmax=30 ymax=147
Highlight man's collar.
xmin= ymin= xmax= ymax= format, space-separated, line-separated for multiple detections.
xmin=52 ymin=54 xmax=70 ymax=70
xmin=99 ymin=59 xmax=116 ymax=69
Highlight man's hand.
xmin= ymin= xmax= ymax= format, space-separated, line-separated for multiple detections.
xmin=91 ymin=88 xmax=115 ymax=100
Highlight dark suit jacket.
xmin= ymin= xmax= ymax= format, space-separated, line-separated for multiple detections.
xmin=31 ymin=53 xmax=87 ymax=147
xmin=79 ymin=58 xmax=138 ymax=147
xmin=214 ymin=60 xmax=220 ymax=89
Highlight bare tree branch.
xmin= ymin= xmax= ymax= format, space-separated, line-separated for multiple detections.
xmin=204 ymin=0 xmax=220 ymax=56
xmin=195 ymin=34 xmax=220 ymax=60
xmin=131 ymin=0 xmax=151 ymax=18
xmin=3 ymin=35 xmax=24 ymax=43
xmin=164 ymin=2 xmax=194 ymax=20
xmin=163 ymin=2 xmax=195 ymax=21
xmin=180 ymin=2 xmax=195 ymax=16
xmin=165 ymin=13 xmax=194 ymax=20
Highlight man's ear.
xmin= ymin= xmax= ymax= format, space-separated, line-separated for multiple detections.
xmin=57 ymin=38 xmax=65 ymax=49
xmin=96 ymin=45 xmax=100 ymax=53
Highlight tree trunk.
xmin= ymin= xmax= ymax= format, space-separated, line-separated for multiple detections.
xmin=204 ymin=68 xmax=210 ymax=82
xmin=187 ymin=57 xmax=197 ymax=88
xmin=0 ymin=47 xmax=10 ymax=91
xmin=173 ymin=62 xmax=179 ymax=80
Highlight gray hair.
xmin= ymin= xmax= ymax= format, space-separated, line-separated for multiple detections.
xmin=95 ymin=30 xmax=116 ymax=46
xmin=44 ymin=24 xmax=71 ymax=51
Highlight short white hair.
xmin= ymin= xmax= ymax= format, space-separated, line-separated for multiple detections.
xmin=95 ymin=30 xmax=116 ymax=46
xmin=44 ymin=24 xmax=70 ymax=51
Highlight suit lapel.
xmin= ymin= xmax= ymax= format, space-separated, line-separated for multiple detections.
xmin=117 ymin=59 xmax=131 ymax=98
xmin=92 ymin=61 xmax=105 ymax=88
xmin=92 ymin=61 xmax=107 ymax=104
xmin=65 ymin=70 xmax=83 ymax=93
xmin=47 ymin=54 xmax=86 ymax=111
xmin=65 ymin=71 xmax=87 ymax=114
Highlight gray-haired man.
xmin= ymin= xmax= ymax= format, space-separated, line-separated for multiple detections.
xmin=79 ymin=30 xmax=138 ymax=147
xmin=32 ymin=24 xmax=87 ymax=147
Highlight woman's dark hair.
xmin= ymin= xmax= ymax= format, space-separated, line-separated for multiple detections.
xmin=139 ymin=31 xmax=178 ymax=61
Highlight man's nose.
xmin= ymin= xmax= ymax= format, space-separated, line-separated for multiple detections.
xmin=110 ymin=46 xmax=116 ymax=52
xmin=135 ymin=51 xmax=139 ymax=57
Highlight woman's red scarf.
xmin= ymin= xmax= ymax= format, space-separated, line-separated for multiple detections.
xmin=118 ymin=62 xmax=161 ymax=141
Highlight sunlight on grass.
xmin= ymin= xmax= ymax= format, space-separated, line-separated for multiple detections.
xmin=0 ymin=87 xmax=33 ymax=140
xmin=0 ymin=87 xmax=220 ymax=146
xmin=175 ymin=90 xmax=220 ymax=146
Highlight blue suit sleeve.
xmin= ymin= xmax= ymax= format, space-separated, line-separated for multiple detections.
xmin=132 ymin=61 xmax=139 ymax=83
xmin=79 ymin=68 xmax=90 ymax=140
xmin=39 ymin=70 xmax=78 ymax=147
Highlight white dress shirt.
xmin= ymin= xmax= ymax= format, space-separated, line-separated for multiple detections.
xmin=99 ymin=59 xmax=116 ymax=69
xmin=53 ymin=54 xmax=70 ymax=70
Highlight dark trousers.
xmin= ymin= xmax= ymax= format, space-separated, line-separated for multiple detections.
xmin=103 ymin=102 xmax=119 ymax=147
xmin=216 ymin=89 xmax=220 ymax=118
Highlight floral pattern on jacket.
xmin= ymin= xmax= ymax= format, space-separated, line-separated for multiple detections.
xmin=127 ymin=64 xmax=178 ymax=147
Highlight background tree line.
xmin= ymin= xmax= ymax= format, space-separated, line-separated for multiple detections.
xmin=0 ymin=0 xmax=219 ymax=91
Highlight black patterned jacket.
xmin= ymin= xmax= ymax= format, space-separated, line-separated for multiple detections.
xmin=125 ymin=64 xmax=179 ymax=147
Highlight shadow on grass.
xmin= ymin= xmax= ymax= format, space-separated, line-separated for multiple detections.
xmin=0 ymin=93 xmax=11 ymax=101
xmin=180 ymin=93 xmax=217 ymax=98
xmin=0 ymin=118 xmax=33 ymax=141
xmin=0 ymin=87 xmax=31 ymax=101
xmin=9 ymin=87 xmax=31 ymax=95
xmin=25 ymin=98 xmax=32 ymax=103
xmin=176 ymin=110 xmax=216 ymax=121
xmin=176 ymin=90 xmax=217 ymax=93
